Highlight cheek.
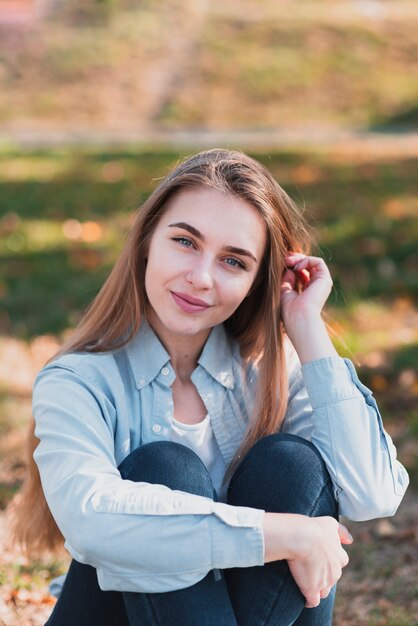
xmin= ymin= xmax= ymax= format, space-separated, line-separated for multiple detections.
xmin=145 ymin=247 xmax=188 ymax=293
xmin=145 ymin=240 xmax=169 ymax=277
xmin=221 ymin=275 xmax=255 ymax=305
xmin=144 ymin=252 xmax=164 ymax=298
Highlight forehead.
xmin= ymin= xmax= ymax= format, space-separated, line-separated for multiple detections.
xmin=158 ymin=187 xmax=267 ymax=248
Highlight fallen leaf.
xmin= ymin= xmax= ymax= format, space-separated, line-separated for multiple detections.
xmin=374 ymin=519 xmax=397 ymax=539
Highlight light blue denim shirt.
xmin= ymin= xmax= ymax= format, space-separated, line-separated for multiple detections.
xmin=33 ymin=322 xmax=409 ymax=594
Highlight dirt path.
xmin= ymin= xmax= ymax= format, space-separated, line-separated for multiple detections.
xmin=2 ymin=128 xmax=418 ymax=161
xmin=95 ymin=0 xmax=211 ymax=131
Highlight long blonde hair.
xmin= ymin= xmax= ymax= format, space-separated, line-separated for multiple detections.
xmin=9 ymin=149 xmax=312 ymax=554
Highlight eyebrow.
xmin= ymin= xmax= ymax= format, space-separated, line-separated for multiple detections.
xmin=168 ymin=222 xmax=258 ymax=263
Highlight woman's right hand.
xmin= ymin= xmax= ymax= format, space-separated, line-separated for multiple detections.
xmin=262 ymin=513 xmax=352 ymax=608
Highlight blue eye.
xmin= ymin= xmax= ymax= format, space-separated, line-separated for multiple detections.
xmin=225 ymin=257 xmax=246 ymax=270
xmin=173 ymin=236 xmax=194 ymax=248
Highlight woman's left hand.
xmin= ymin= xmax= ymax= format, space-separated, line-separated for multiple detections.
xmin=280 ymin=254 xmax=336 ymax=363
xmin=281 ymin=253 xmax=333 ymax=324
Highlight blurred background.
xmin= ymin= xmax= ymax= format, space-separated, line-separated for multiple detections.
xmin=0 ymin=1 xmax=417 ymax=624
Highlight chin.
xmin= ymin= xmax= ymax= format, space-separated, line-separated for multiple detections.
xmin=154 ymin=313 xmax=208 ymax=337
xmin=172 ymin=322 xmax=209 ymax=337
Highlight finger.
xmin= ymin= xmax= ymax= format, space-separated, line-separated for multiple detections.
xmin=298 ymin=267 xmax=310 ymax=278
xmin=320 ymin=587 xmax=331 ymax=599
xmin=293 ymin=256 xmax=328 ymax=276
xmin=338 ymin=524 xmax=353 ymax=545
xmin=342 ymin=550 xmax=350 ymax=567
xmin=295 ymin=268 xmax=310 ymax=284
xmin=280 ymin=268 xmax=297 ymax=293
xmin=304 ymin=592 xmax=321 ymax=608
xmin=283 ymin=258 xmax=311 ymax=293
xmin=285 ymin=252 xmax=306 ymax=264
xmin=289 ymin=253 xmax=325 ymax=268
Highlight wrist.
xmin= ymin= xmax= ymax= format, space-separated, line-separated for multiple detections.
xmin=263 ymin=513 xmax=310 ymax=563
xmin=285 ymin=314 xmax=337 ymax=365
xmin=285 ymin=309 xmax=323 ymax=333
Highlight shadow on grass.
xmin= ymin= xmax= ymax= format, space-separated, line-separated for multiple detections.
xmin=1 ymin=248 xmax=112 ymax=338
xmin=370 ymin=103 xmax=418 ymax=132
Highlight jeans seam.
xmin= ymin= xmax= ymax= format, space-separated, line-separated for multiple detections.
xmin=309 ymin=479 xmax=335 ymax=518
xmin=145 ymin=594 xmax=162 ymax=626
xmin=262 ymin=568 xmax=300 ymax=626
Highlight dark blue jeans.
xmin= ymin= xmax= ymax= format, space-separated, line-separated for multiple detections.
xmin=45 ymin=434 xmax=338 ymax=625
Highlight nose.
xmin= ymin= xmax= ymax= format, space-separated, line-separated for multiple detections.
xmin=185 ymin=258 xmax=214 ymax=290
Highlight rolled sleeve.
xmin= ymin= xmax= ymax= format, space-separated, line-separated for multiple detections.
xmin=286 ymin=356 xmax=409 ymax=521
xmin=301 ymin=356 xmax=365 ymax=408
xmin=211 ymin=504 xmax=265 ymax=570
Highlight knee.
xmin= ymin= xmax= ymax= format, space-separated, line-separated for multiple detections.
xmin=235 ymin=433 xmax=327 ymax=482
xmin=118 ymin=441 xmax=216 ymax=499
xmin=228 ymin=434 xmax=337 ymax=518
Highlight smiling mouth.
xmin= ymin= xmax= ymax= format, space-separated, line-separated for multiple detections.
xmin=171 ymin=291 xmax=211 ymax=313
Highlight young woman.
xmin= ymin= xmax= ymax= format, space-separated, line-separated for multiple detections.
xmin=12 ymin=149 xmax=408 ymax=625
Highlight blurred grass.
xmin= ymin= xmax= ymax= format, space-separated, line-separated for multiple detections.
xmin=158 ymin=14 xmax=418 ymax=129
xmin=1 ymin=147 xmax=417 ymax=335
xmin=1 ymin=1 xmax=418 ymax=131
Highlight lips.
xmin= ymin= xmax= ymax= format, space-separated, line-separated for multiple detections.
xmin=171 ymin=291 xmax=211 ymax=313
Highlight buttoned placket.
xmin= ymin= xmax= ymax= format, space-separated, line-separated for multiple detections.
xmin=191 ymin=366 xmax=246 ymax=467
xmin=151 ymin=364 xmax=176 ymax=440
xmin=128 ymin=321 xmax=246 ymax=454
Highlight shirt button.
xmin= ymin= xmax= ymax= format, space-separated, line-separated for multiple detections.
xmin=152 ymin=424 xmax=162 ymax=433
xmin=161 ymin=367 xmax=170 ymax=376
xmin=138 ymin=377 xmax=146 ymax=385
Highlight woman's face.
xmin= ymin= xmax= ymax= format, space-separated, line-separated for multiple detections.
xmin=145 ymin=186 xmax=267 ymax=345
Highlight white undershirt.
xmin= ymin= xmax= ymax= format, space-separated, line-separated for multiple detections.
xmin=170 ymin=415 xmax=228 ymax=502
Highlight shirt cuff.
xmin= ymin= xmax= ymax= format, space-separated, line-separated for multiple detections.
xmin=301 ymin=356 xmax=364 ymax=409
xmin=211 ymin=503 xmax=265 ymax=569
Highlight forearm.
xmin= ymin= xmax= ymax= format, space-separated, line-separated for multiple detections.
xmin=286 ymin=312 xmax=338 ymax=365
xmin=263 ymin=512 xmax=309 ymax=562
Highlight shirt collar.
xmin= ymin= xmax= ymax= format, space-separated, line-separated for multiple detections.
xmin=126 ymin=321 xmax=171 ymax=390
xmin=197 ymin=324 xmax=235 ymax=389
xmin=126 ymin=321 xmax=235 ymax=390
